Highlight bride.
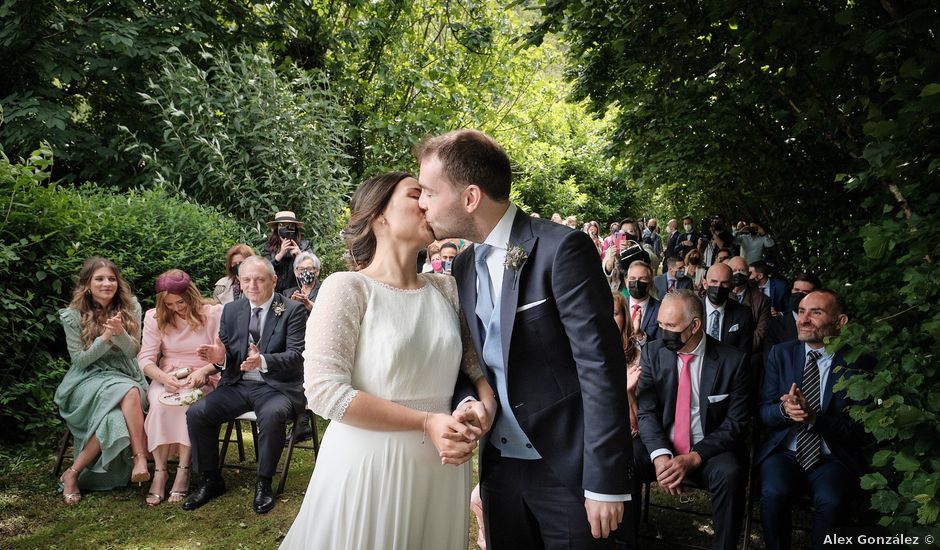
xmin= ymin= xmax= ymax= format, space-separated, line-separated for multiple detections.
xmin=280 ymin=171 xmax=496 ymax=549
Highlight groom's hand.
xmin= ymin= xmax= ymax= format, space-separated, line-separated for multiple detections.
xmin=584 ymin=499 xmax=624 ymax=539
xmin=427 ymin=413 xmax=478 ymax=466
xmin=452 ymin=401 xmax=491 ymax=436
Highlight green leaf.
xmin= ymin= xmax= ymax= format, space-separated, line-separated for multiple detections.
xmin=861 ymin=473 xmax=889 ymax=490
xmin=920 ymin=84 xmax=940 ymax=98
xmin=894 ymin=453 xmax=921 ymax=473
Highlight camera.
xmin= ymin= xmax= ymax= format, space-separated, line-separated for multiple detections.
xmin=278 ymin=227 xmax=297 ymax=241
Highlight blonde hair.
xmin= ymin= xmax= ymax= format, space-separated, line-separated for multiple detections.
xmin=68 ymin=256 xmax=139 ymax=348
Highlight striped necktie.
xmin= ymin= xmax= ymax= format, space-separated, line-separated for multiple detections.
xmin=796 ymin=350 xmax=823 ymax=470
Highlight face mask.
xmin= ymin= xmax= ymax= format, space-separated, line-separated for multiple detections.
xmin=627 ymin=280 xmax=649 ymax=300
xmin=748 ymin=278 xmax=759 ymax=288
xmin=789 ymin=292 xmax=807 ymax=313
xmin=431 ymin=259 xmax=443 ymax=272
xmin=732 ymin=272 xmax=748 ymax=287
xmin=675 ymin=268 xmax=686 ymax=279
xmin=707 ymin=285 xmax=730 ymax=306
xmin=688 ymin=257 xmax=701 ymax=266
xmin=297 ymin=270 xmax=317 ymax=286
xmin=683 ymin=224 xmax=693 ymax=232
xmin=278 ymin=227 xmax=297 ymax=240
xmin=230 ymin=263 xmax=241 ymax=278
xmin=661 ymin=323 xmax=691 ymax=352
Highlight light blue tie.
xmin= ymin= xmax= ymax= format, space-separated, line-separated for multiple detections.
xmin=475 ymin=244 xmax=494 ymax=335
xmin=709 ymin=309 xmax=721 ymax=340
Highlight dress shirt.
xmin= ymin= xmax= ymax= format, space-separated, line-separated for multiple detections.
xmin=783 ymin=343 xmax=834 ymax=456
xmin=629 ymin=296 xmax=650 ymax=345
xmin=240 ymin=293 xmax=274 ymax=380
xmin=704 ymin=299 xmax=726 ymax=341
xmin=651 ymin=335 xmax=707 ymax=460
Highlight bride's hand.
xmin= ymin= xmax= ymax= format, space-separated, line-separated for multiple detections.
xmin=426 ymin=413 xmax=477 ymax=466
xmin=451 ymin=400 xmax=492 ymax=436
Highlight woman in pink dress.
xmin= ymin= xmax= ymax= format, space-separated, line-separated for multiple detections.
xmin=137 ymin=270 xmax=222 ymax=506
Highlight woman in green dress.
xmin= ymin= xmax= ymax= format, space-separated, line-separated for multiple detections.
xmin=55 ymin=256 xmax=150 ymax=504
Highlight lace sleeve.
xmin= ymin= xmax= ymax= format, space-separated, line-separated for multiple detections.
xmin=302 ymin=272 xmax=371 ymax=421
xmin=422 ymin=273 xmax=484 ymax=384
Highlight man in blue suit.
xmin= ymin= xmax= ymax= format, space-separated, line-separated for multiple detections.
xmin=757 ymin=289 xmax=871 ymax=549
xmin=417 ymin=129 xmax=632 ymax=548
xmin=749 ymin=260 xmax=787 ymax=314
xmin=654 ymin=256 xmax=692 ymax=298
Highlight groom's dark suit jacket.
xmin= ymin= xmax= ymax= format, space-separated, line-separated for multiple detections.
xmin=218 ymin=292 xmax=307 ymax=411
xmin=453 ymin=209 xmax=632 ymax=498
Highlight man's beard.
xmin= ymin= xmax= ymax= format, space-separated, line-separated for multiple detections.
xmin=429 ymin=207 xmax=478 ymax=242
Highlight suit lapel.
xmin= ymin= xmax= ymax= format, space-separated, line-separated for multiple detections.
xmin=660 ymin=345 xmax=678 ymax=423
xmin=258 ymin=294 xmax=281 ymax=353
xmin=642 ymin=298 xmax=658 ymax=334
xmin=499 ymin=211 xmax=537 ymax=373
xmin=456 ymin=246 xmax=485 ymax=356
xmin=698 ymin=340 xmax=719 ymax=430
xmin=822 ymin=349 xmax=845 ymax=411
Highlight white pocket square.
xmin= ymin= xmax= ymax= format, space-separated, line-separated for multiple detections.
xmin=707 ymin=394 xmax=729 ymax=403
xmin=728 ymin=324 xmax=740 ymax=332
xmin=516 ymin=299 xmax=547 ymax=312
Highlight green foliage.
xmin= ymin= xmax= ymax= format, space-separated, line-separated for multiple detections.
xmin=0 ymin=145 xmax=245 ymax=444
xmin=0 ymin=0 xmax=328 ymax=186
xmin=124 ymin=46 xmax=351 ymax=239
xmin=529 ymin=0 xmax=940 ymax=528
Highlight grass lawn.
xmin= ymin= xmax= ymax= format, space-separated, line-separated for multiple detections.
xmin=2 ymin=421 xmax=807 ymax=549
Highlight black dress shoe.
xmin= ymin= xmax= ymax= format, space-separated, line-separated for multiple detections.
xmin=253 ymin=479 xmax=276 ymax=514
xmin=181 ymin=476 xmax=226 ymax=511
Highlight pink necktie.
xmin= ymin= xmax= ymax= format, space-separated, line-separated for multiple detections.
xmin=673 ymin=353 xmax=695 ymax=455
xmin=631 ymin=304 xmax=642 ymax=323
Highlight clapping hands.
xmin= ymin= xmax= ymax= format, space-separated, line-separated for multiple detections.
xmin=101 ymin=312 xmax=124 ymax=340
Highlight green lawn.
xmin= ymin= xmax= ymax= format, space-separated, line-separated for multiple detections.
xmin=2 ymin=423 xmax=806 ymax=549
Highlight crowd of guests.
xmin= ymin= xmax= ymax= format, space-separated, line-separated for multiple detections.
xmin=53 ymin=199 xmax=870 ymax=549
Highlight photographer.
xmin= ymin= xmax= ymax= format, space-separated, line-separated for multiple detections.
xmin=262 ymin=210 xmax=311 ymax=294
xmin=733 ymin=221 xmax=775 ymax=263
xmin=603 ymin=219 xmax=658 ymax=292
xmin=700 ymin=215 xmax=733 ymax=266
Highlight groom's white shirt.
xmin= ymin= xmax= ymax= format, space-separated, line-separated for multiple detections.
xmin=473 ymin=202 xmax=629 ymax=503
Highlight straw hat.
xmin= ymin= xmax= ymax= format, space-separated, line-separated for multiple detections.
xmin=266 ymin=210 xmax=305 ymax=227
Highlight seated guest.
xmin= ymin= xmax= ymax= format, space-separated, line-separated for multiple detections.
xmin=684 ymin=249 xmax=706 ymax=291
xmin=612 ymin=292 xmax=642 ymax=437
xmin=284 ymin=251 xmax=323 ymax=311
xmin=654 ymin=256 xmax=692 ymax=298
xmin=727 ymin=256 xmax=772 ymax=355
xmin=749 ymin=259 xmax=787 ymax=315
xmin=138 ymin=270 xmax=223 ymax=505
xmin=700 ymin=263 xmax=755 ymax=357
xmin=766 ymin=272 xmax=823 ymax=350
xmin=758 ymin=289 xmax=870 ymax=550
xmin=55 ymin=257 xmax=149 ymax=504
xmin=184 ymin=255 xmax=308 ymax=514
xmin=623 ymin=260 xmax=661 ymax=342
xmin=634 ymin=290 xmax=750 ymax=550
xmin=263 ymin=210 xmax=310 ymax=294
xmin=214 ymin=244 xmax=255 ymax=304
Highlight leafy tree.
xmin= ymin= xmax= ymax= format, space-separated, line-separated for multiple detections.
xmin=124 ymin=46 xmax=350 ymax=240
xmin=527 ymin=0 xmax=940 ymax=529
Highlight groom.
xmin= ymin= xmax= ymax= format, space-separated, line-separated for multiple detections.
xmin=417 ymin=129 xmax=632 ymax=548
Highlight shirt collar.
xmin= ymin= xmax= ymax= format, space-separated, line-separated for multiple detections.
xmin=630 ymin=296 xmax=649 ymax=308
xmin=482 ymin=203 xmax=517 ymax=251
xmin=249 ymin=293 xmax=275 ymax=312
xmin=804 ymin=342 xmax=833 ymax=362
xmin=687 ymin=333 xmax=706 ymax=358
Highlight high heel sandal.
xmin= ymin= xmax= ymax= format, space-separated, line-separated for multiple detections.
xmin=131 ymin=452 xmax=151 ymax=484
xmin=57 ymin=466 xmax=82 ymax=505
xmin=168 ymin=465 xmax=190 ymax=503
xmin=145 ymin=468 xmax=167 ymax=506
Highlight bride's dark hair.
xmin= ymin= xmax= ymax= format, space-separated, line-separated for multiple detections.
xmin=344 ymin=171 xmax=414 ymax=270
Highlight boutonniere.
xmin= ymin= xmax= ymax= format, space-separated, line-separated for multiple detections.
xmin=272 ymin=302 xmax=286 ymax=317
xmin=504 ymin=243 xmax=528 ymax=289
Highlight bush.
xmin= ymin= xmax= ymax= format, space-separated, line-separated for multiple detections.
xmin=124 ymin=46 xmax=351 ymax=241
xmin=0 ymin=145 xmax=246 ymax=445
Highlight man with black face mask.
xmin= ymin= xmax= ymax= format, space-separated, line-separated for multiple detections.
xmin=722 ymin=256 xmax=768 ymax=352
xmin=624 ymin=261 xmax=660 ymax=342
xmin=701 ymin=263 xmax=755 ymax=357
xmin=765 ymin=272 xmax=822 ymax=351
xmin=633 ymin=290 xmax=750 ymax=550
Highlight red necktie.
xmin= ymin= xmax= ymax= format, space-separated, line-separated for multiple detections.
xmin=631 ymin=304 xmax=642 ymax=324
xmin=668 ymin=279 xmax=675 ymax=292
xmin=673 ymin=353 xmax=695 ymax=455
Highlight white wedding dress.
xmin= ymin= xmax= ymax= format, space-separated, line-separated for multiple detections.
xmin=280 ymin=271 xmax=483 ymax=550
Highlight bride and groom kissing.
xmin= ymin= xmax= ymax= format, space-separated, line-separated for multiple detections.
xmin=280 ymin=129 xmax=632 ymax=549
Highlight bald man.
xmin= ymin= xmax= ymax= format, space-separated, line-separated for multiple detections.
xmin=701 ymin=262 xmax=755 ymax=356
